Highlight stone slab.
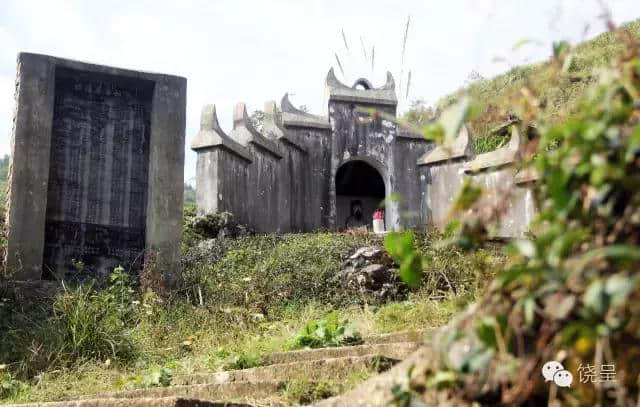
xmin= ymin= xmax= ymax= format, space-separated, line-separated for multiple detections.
xmin=5 ymin=53 xmax=185 ymax=284
xmin=362 ymin=329 xmax=433 ymax=345
xmin=172 ymin=355 xmax=397 ymax=386
xmin=3 ymin=397 xmax=250 ymax=407
xmin=313 ymin=347 xmax=432 ymax=407
xmin=262 ymin=342 xmax=420 ymax=366
xmin=92 ymin=382 xmax=284 ymax=404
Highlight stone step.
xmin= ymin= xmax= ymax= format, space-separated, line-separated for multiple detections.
xmin=314 ymin=347 xmax=434 ymax=407
xmin=262 ymin=342 xmax=420 ymax=366
xmin=172 ymin=355 xmax=398 ymax=386
xmin=4 ymin=396 xmax=252 ymax=407
xmin=90 ymin=381 xmax=284 ymax=405
xmin=362 ymin=329 xmax=433 ymax=345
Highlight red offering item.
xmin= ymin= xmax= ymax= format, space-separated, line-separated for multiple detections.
xmin=373 ymin=209 xmax=384 ymax=220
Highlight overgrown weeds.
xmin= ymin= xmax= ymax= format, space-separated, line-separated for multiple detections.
xmin=391 ymin=21 xmax=640 ymax=406
xmin=288 ymin=311 xmax=363 ymax=350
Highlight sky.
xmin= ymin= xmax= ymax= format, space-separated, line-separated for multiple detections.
xmin=1 ymin=0 xmax=639 ymax=183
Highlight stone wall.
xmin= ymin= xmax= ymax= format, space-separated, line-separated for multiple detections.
xmin=192 ymin=69 xmax=537 ymax=238
xmin=418 ymin=124 xmax=538 ymax=238
xmin=280 ymin=94 xmax=332 ymax=231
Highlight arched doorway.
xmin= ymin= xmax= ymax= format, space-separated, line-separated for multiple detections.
xmin=335 ymin=160 xmax=385 ymax=230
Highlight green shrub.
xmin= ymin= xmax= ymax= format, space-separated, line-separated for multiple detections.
xmin=220 ymin=350 xmax=263 ymax=371
xmin=179 ymin=233 xmax=376 ymax=313
xmin=0 ymin=371 xmax=29 ymax=401
xmin=288 ymin=312 xmax=363 ymax=349
xmin=395 ymin=28 xmax=640 ymax=405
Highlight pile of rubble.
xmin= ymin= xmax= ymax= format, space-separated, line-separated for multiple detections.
xmin=337 ymin=246 xmax=408 ymax=304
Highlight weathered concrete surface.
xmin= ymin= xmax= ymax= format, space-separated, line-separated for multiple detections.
xmin=464 ymin=127 xmax=536 ymax=238
xmin=6 ymin=53 xmax=186 ymax=283
xmin=362 ymin=329 xmax=434 ymax=345
xmin=417 ymin=125 xmax=473 ymax=165
xmin=326 ymin=70 xmax=433 ymax=232
xmin=280 ymin=94 xmax=332 ymax=231
xmin=326 ymin=72 xmax=395 ymax=230
xmin=193 ymin=69 xmax=540 ymax=237
xmin=468 ymin=166 xmax=537 ymax=238
xmin=229 ymin=103 xmax=281 ymax=233
xmin=192 ymin=105 xmax=251 ymax=225
xmin=313 ymin=347 xmax=433 ymax=407
xmin=418 ymin=158 xmax=468 ymax=230
xmin=326 ymin=68 xmax=396 ymax=106
xmin=173 ymin=355 xmax=398 ymax=386
xmin=4 ymin=397 xmax=249 ymax=407
xmin=263 ymin=101 xmax=308 ymax=232
xmin=262 ymin=342 xmax=420 ymax=365
xmin=93 ymin=382 xmax=283 ymax=404
xmin=392 ymin=132 xmax=433 ymax=229
xmin=463 ymin=125 xmax=520 ymax=172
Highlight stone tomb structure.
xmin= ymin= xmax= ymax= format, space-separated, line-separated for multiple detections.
xmin=193 ymin=69 xmax=539 ymax=236
xmin=6 ymin=53 xmax=186 ymax=283
xmin=192 ymin=69 xmax=433 ymax=233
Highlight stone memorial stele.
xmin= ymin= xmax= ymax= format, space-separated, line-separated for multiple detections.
xmin=5 ymin=53 xmax=186 ymax=285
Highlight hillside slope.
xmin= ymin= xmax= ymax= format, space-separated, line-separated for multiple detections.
xmin=405 ymin=19 xmax=640 ymax=152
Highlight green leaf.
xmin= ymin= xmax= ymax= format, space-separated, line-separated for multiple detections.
xmin=426 ymin=370 xmax=459 ymax=389
xmin=583 ymin=279 xmax=606 ymax=316
xmin=523 ymin=296 xmax=536 ymax=326
xmin=399 ymin=254 xmax=423 ymax=289
xmin=475 ymin=317 xmax=498 ymax=349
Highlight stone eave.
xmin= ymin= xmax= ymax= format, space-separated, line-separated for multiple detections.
xmin=417 ymin=125 xmax=473 ymax=165
xmin=280 ymin=93 xmax=331 ymax=129
xmin=464 ymin=126 xmax=521 ymax=173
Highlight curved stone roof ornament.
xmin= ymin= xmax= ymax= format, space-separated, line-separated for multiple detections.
xmin=280 ymin=93 xmax=331 ymax=129
xmin=191 ymin=104 xmax=252 ymax=161
xmin=464 ymin=125 xmax=521 ymax=173
xmin=230 ymin=102 xmax=283 ymax=159
xmin=326 ymin=67 xmax=350 ymax=89
xmin=417 ymin=124 xmax=474 ymax=165
xmin=381 ymin=71 xmax=395 ymax=90
xmin=326 ymin=68 xmax=397 ymax=105
xmin=263 ymin=100 xmax=307 ymax=152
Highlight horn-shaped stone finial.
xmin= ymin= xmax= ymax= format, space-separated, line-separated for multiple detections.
xmin=192 ymin=104 xmax=226 ymax=150
xmin=200 ymin=104 xmax=221 ymax=131
xmin=263 ymin=100 xmax=284 ymax=140
xmin=233 ymin=102 xmax=252 ymax=130
xmin=279 ymin=93 xmax=331 ymax=129
xmin=382 ymin=71 xmax=395 ymax=90
xmin=191 ymin=104 xmax=252 ymax=162
xmin=229 ymin=102 xmax=283 ymax=158
xmin=326 ymin=67 xmax=349 ymax=89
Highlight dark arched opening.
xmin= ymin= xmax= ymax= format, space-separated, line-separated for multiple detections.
xmin=335 ymin=160 xmax=385 ymax=230
xmin=352 ymin=78 xmax=373 ymax=90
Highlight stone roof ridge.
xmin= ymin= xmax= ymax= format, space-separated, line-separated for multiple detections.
xmin=191 ymin=104 xmax=252 ymax=161
xmin=231 ymin=102 xmax=283 ymax=159
xmin=263 ymin=100 xmax=307 ymax=152
xmin=325 ymin=68 xmax=397 ymax=105
xmin=280 ymin=93 xmax=331 ymax=129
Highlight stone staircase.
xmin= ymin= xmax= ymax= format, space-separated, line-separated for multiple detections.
xmin=6 ymin=330 xmax=432 ymax=407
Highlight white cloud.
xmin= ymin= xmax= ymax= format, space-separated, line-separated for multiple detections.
xmin=0 ymin=0 xmax=639 ymax=181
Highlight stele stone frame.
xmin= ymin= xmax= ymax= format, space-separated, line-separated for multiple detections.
xmin=5 ymin=53 xmax=186 ymax=285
